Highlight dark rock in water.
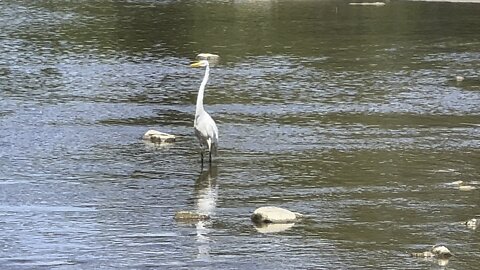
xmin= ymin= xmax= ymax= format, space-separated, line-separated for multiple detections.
xmin=410 ymin=251 xmax=435 ymax=258
xmin=174 ymin=211 xmax=210 ymax=221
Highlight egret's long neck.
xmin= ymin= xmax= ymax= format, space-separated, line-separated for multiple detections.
xmin=196 ymin=64 xmax=209 ymax=116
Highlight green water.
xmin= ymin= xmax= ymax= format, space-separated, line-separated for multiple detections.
xmin=1 ymin=0 xmax=479 ymax=269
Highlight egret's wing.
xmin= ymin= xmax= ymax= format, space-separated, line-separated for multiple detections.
xmin=195 ymin=112 xmax=218 ymax=143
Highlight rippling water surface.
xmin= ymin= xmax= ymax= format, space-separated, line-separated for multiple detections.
xmin=1 ymin=0 xmax=479 ymax=269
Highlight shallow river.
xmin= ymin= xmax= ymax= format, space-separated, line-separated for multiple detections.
xmin=1 ymin=0 xmax=479 ymax=269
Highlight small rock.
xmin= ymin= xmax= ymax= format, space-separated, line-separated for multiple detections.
xmin=466 ymin=218 xmax=478 ymax=229
xmin=446 ymin=180 xmax=463 ymax=185
xmin=251 ymin=206 xmax=300 ymax=224
xmin=196 ymin=53 xmax=220 ymax=66
xmin=174 ymin=211 xmax=210 ymax=221
xmin=411 ymin=245 xmax=453 ymax=259
xmin=431 ymin=245 xmax=453 ymax=259
xmin=349 ymin=2 xmax=386 ymax=6
xmin=143 ymin=130 xmax=175 ymax=143
xmin=455 ymin=75 xmax=464 ymax=82
xmin=434 ymin=168 xmax=457 ymax=173
xmin=411 ymin=251 xmax=435 ymax=258
xmin=458 ymin=185 xmax=476 ymax=191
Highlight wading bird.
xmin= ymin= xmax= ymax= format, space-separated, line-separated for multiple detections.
xmin=190 ymin=60 xmax=218 ymax=165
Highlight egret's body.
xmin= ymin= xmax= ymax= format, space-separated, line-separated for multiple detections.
xmin=191 ymin=60 xmax=218 ymax=164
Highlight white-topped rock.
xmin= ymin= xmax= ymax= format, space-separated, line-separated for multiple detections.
xmin=411 ymin=245 xmax=453 ymax=259
xmin=349 ymin=2 xmax=386 ymax=6
xmin=143 ymin=130 xmax=176 ymax=143
xmin=431 ymin=245 xmax=453 ymax=258
xmin=458 ymin=185 xmax=476 ymax=191
xmin=466 ymin=218 xmax=478 ymax=229
xmin=196 ymin=53 xmax=220 ymax=66
xmin=446 ymin=180 xmax=463 ymax=185
xmin=251 ymin=206 xmax=301 ymax=224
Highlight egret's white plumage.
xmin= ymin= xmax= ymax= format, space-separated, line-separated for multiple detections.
xmin=191 ymin=60 xmax=218 ymax=164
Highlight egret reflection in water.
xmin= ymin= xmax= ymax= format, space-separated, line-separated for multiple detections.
xmin=194 ymin=165 xmax=218 ymax=260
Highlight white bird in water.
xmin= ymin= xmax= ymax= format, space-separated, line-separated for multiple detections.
xmin=190 ymin=59 xmax=219 ymax=165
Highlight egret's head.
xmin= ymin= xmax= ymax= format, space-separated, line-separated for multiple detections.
xmin=190 ymin=60 xmax=209 ymax=68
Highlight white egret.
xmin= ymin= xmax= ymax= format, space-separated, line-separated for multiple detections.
xmin=190 ymin=60 xmax=219 ymax=164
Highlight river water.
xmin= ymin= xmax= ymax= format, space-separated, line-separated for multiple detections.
xmin=1 ymin=0 xmax=479 ymax=269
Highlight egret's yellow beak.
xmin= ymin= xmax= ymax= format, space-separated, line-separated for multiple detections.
xmin=190 ymin=61 xmax=202 ymax=68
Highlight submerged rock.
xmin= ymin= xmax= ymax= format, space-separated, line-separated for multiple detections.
xmin=466 ymin=218 xmax=478 ymax=229
xmin=411 ymin=245 xmax=453 ymax=259
xmin=410 ymin=251 xmax=436 ymax=258
xmin=431 ymin=245 xmax=453 ymax=258
xmin=349 ymin=2 xmax=386 ymax=6
xmin=446 ymin=180 xmax=464 ymax=185
xmin=458 ymin=185 xmax=476 ymax=191
xmin=143 ymin=130 xmax=176 ymax=143
xmin=445 ymin=180 xmax=478 ymax=191
xmin=251 ymin=206 xmax=301 ymax=224
xmin=174 ymin=211 xmax=210 ymax=221
xmin=196 ymin=53 xmax=220 ymax=66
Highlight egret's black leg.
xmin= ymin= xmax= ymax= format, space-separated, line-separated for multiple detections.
xmin=209 ymin=151 xmax=212 ymax=164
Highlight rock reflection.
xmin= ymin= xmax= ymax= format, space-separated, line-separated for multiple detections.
xmin=253 ymin=222 xmax=295 ymax=234
xmin=194 ymin=165 xmax=218 ymax=261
